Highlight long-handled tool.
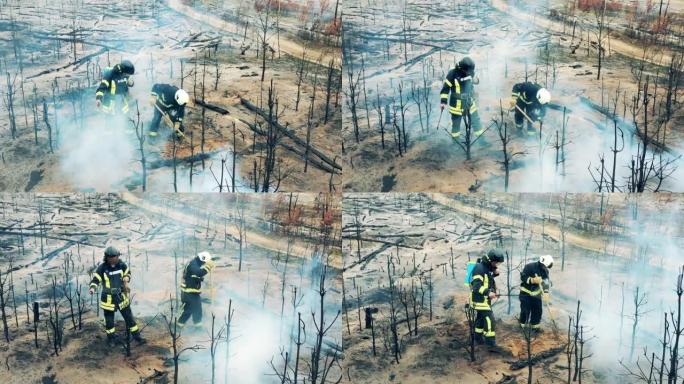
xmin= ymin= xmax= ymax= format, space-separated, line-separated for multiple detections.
xmin=544 ymin=298 xmax=560 ymax=339
xmin=514 ymin=104 xmax=539 ymax=128
xmin=436 ymin=107 xmax=444 ymax=131
xmin=152 ymin=102 xmax=185 ymax=139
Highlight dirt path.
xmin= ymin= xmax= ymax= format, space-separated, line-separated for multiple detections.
xmin=490 ymin=0 xmax=675 ymax=66
xmin=429 ymin=194 xmax=633 ymax=258
xmin=120 ymin=192 xmax=315 ymax=259
xmin=165 ymin=0 xmax=339 ymax=67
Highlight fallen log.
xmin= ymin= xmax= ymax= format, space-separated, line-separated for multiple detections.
xmin=195 ymin=99 xmax=230 ymax=115
xmin=27 ymin=47 xmax=109 ymax=80
xmin=146 ymin=152 xmax=215 ymax=170
xmin=239 ymin=97 xmax=342 ymax=171
xmin=508 ymin=346 xmax=566 ymax=370
xmin=139 ymin=369 xmax=168 ymax=384
xmin=240 ymin=119 xmax=340 ymax=174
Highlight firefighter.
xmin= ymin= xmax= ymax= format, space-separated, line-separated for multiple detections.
xmin=519 ymin=255 xmax=553 ymax=332
xmin=88 ymin=246 xmax=145 ymax=344
xmin=470 ymin=249 xmax=505 ymax=351
xmin=509 ymin=82 xmax=551 ymax=137
xmin=95 ymin=60 xmax=135 ymax=115
xmin=178 ymin=251 xmax=215 ymax=328
xmin=148 ymin=84 xmax=189 ymax=138
xmin=439 ymin=57 xmax=484 ymax=141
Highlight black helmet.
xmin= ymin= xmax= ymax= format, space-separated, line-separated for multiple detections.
xmin=458 ymin=57 xmax=475 ymax=76
xmin=120 ymin=60 xmax=135 ymax=75
xmin=485 ymin=248 xmax=505 ymax=263
xmin=104 ymin=246 xmax=121 ymax=258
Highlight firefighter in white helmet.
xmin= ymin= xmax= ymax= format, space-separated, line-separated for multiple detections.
xmin=148 ymin=84 xmax=189 ymax=138
xmin=509 ymin=82 xmax=551 ymax=137
xmin=177 ymin=251 xmax=215 ymax=328
xmin=518 ymin=255 xmax=553 ymax=333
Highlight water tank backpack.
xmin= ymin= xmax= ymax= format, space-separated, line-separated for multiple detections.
xmin=464 ymin=261 xmax=477 ymax=287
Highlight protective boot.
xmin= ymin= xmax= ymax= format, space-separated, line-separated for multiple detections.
xmin=130 ymin=331 xmax=146 ymax=344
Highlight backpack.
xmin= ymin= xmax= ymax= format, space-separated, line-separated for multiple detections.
xmin=464 ymin=260 xmax=477 ymax=287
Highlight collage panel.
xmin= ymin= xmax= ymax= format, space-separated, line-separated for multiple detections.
xmin=342 ymin=0 xmax=683 ymax=193
xmin=0 ymin=0 xmax=341 ymax=193
xmin=342 ymin=192 xmax=683 ymax=383
xmin=0 ymin=193 xmax=342 ymax=383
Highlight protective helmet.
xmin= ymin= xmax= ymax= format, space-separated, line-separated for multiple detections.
xmin=104 ymin=246 xmax=121 ymax=258
xmin=536 ymin=88 xmax=551 ymax=105
xmin=175 ymin=89 xmax=189 ymax=106
xmin=127 ymin=77 xmax=135 ymax=87
xmin=485 ymin=248 xmax=505 ymax=263
xmin=458 ymin=57 xmax=475 ymax=76
xmin=539 ymin=255 xmax=554 ymax=269
xmin=120 ymin=60 xmax=135 ymax=75
xmin=198 ymin=251 xmax=212 ymax=263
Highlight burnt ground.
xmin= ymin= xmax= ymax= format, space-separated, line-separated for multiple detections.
xmin=341 ymin=193 xmax=684 ymax=383
xmin=0 ymin=0 xmax=341 ymax=193
xmin=0 ymin=193 xmax=342 ymax=384
xmin=342 ymin=0 xmax=684 ymax=193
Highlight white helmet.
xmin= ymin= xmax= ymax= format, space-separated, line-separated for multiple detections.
xmin=536 ymin=88 xmax=551 ymax=105
xmin=198 ymin=251 xmax=212 ymax=263
xmin=539 ymin=255 xmax=554 ymax=269
xmin=175 ymin=89 xmax=189 ymax=106
xmin=127 ymin=77 xmax=134 ymax=87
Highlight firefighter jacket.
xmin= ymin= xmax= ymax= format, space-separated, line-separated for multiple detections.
xmin=95 ymin=64 xmax=131 ymax=100
xmin=511 ymin=82 xmax=547 ymax=120
xmin=90 ymin=261 xmax=131 ymax=311
xmin=440 ymin=66 xmax=477 ymax=116
xmin=470 ymin=261 xmax=497 ymax=311
xmin=520 ymin=261 xmax=550 ymax=297
xmin=180 ymin=257 xmax=211 ymax=294
xmin=151 ymin=84 xmax=185 ymax=124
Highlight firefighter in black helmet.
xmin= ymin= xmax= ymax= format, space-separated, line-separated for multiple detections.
xmin=89 ymin=246 xmax=145 ymax=344
xmin=439 ymin=57 xmax=484 ymax=141
xmin=470 ymin=249 xmax=504 ymax=352
xmin=177 ymin=251 xmax=215 ymax=328
xmin=95 ymin=60 xmax=135 ymax=114
xmin=519 ymin=255 xmax=553 ymax=332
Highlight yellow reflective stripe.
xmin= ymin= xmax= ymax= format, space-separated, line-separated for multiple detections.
xmin=440 ymin=93 xmax=449 ymax=99
xmin=478 ymin=285 xmax=487 ymax=294
xmin=129 ymin=324 xmax=139 ymax=332
xmin=93 ymin=274 xmax=102 ymax=282
xmin=469 ymin=104 xmax=477 ymax=113
xmin=473 ymin=303 xmax=491 ymax=310
xmin=123 ymin=267 xmax=130 ymax=277
xmin=111 ymin=80 xmax=116 ymax=95
xmin=455 ymin=81 xmax=460 ymax=93
xmin=103 ymin=273 xmax=110 ymax=288
xmin=511 ymin=92 xmax=520 ymax=97
xmin=89 ymin=283 xmax=98 ymax=289
xmin=101 ymin=80 xmax=109 ymax=87
xmin=444 ymin=79 xmax=453 ymax=87
xmin=181 ymin=288 xmax=202 ymax=293
xmin=471 ymin=275 xmax=483 ymax=281
xmin=105 ymin=327 xmax=116 ymax=334
xmin=474 ymin=328 xmax=484 ymax=333
xmin=521 ymin=287 xmax=542 ymax=295
xmin=96 ymin=91 xmax=104 ymax=97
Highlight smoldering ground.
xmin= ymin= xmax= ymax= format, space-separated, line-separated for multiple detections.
xmin=341 ymin=193 xmax=684 ymax=383
xmin=0 ymin=193 xmax=343 ymax=384
xmin=342 ymin=0 xmax=683 ymax=192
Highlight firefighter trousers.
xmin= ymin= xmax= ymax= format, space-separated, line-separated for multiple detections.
xmin=178 ymin=292 xmax=203 ymax=326
xmin=474 ymin=308 xmax=496 ymax=346
xmin=103 ymin=304 xmax=139 ymax=337
xmin=519 ymin=294 xmax=543 ymax=329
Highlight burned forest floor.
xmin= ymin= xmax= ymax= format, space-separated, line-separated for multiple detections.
xmin=342 ymin=0 xmax=684 ymax=193
xmin=0 ymin=0 xmax=342 ymax=193
xmin=0 ymin=193 xmax=342 ymax=384
xmin=341 ymin=193 xmax=684 ymax=383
